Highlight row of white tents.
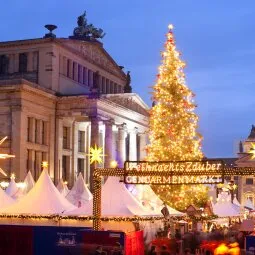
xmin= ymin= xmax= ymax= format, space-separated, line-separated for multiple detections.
xmin=0 ymin=169 xmax=184 ymax=217
xmin=1 ymin=170 xmax=252 ymax=219
xmin=211 ymin=190 xmax=254 ymax=218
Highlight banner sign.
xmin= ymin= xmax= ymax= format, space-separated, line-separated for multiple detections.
xmin=124 ymin=160 xmax=224 ymax=185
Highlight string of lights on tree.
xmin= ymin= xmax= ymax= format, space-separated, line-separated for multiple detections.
xmin=146 ymin=24 xmax=208 ymax=211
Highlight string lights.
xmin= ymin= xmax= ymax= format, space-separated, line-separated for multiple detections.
xmin=146 ymin=25 xmax=208 ymax=211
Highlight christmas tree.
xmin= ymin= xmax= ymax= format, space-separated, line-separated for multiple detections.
xmin=146 ymin=25 xmax=208 ymax=211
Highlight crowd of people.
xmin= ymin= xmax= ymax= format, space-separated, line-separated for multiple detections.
xmin=148 ymin=225 xmax=249 ymax=255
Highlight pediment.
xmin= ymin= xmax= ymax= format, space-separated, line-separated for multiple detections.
xmin=101 ymin=93 xmax=150 ymax=116
xmin=57 ymin=39 xmax=126 ymax=80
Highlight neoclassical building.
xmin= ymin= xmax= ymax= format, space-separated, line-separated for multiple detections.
xmin=236 ymin=125 xmax=255 ymax=206
xmin=0 ymin=14 xmax=149 ymax=188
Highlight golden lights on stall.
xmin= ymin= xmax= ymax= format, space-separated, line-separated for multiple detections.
xmin=110 ymin=160 xmax=118 ymax=168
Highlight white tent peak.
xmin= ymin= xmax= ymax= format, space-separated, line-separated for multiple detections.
xmin=66 ymin=172 xmax=92 ymax=207
xmin=213 ymin=191 xmax=240 ymax=217
xmin=129 ymin=184 xmax=184 ymax=216
xmin=66 ymin=177 xmax=159 ymax=216
xmin=57 ymin=179 xmax=70 ymax=197
xmin=233 ymin=194 xmax=241 ymax=207
xmin=5 ymin=177 xmax=19 ymax=198
xmin=0 ymin=187 xmax=14 ymax=208
xmin=23 ymin=171 xmax=35 ymax=195
xmin=245 ymin=199 xmax=254 ymax=210
xmin=0 ymin=169 xmax=76 ymax=215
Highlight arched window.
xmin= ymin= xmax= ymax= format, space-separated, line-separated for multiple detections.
xmin=19 ymin=53 xmax=27 ymax=72
xmin=0 ymin=55 xmax=9 ymax=75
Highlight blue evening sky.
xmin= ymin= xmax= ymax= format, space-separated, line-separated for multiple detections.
xmin=0 ymin=0 xmax=255 ymax=158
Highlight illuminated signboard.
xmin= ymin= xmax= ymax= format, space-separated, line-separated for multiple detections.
xmin=124 ymin=160 xmax=224 ymax=185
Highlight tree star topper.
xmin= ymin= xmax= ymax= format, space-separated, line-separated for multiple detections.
xmin=168 ymin=24 xmax=174 ymax=30
xmin=249 ymin=143 xmax=255 ymax=159
xmin=87 ymin=144 xmax=106 ymax=164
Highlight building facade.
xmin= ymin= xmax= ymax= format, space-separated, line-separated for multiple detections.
xmin=235 ymin=125 xmax=255 ymax=207
xmin=0 ymin=15 xmax=149 ymax=188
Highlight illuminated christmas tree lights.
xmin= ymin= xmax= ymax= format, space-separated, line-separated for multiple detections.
xmin=146 ymin=25 xmax=208 ymax=211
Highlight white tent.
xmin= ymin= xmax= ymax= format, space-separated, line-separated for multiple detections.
xmin=233 ymin=194 xmax=241 ymax=207
xmin=66 ymin=173 xmax=92 ymax=207
xmin=23 ymin=171 xmax=35 ymax=195
xmin=57 ymin=179 xmax=70 ymax=197
xmin=66 ymin=177 xmax=159 ymax=216
xmin=129 ymin=184 xmax=184 ymax=216
xmin=0 ymin=169 xmax=76 ymax=214
xmin=213 ymin=191 xmax=240 ymax=217
xmin=5 ymin=176 xmax=20 ymax=199
xmin=0 ymin=187 xmax=14 ymax=208
xmin=245 ymin=199 xmax=254 ymax=210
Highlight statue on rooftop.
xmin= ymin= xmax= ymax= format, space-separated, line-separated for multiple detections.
xmin=124 ymin=71 xmax=132 ymax=93
xmin=73 ymin=11 xmax=106 ymax=39
xmin=77 ymin=11 xmax=87 ymax=27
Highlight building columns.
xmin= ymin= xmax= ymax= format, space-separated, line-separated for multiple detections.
xmin=14 ymin=54 xmax=19 ymax=72
xmin=139 ymin=132 xmax=147 ymax=160
xmin=11 ymin=107 xmax=27 ymax=181
xmin=104 ymin=119 xmax=114 ymax=168
xmin=8 ymin=54 xmax=14 ymax=73
xmin=69 ymin=60 xmax=73 ymax=78
xmin=54 ymin=117 xmax=63 ymax=183
xmin=129 ymin=128 xmax=138 ymax=161
xmin=74 ymin=62 xmax=78 ymax=81
xmin=71 ymin=121 xmax=79 ymax=184
xmin=27 ymin=52 xmax=33 ymax=72
xmin=63 ymin=56 xmax=67 ymax=76
xmin=117 ymin=124 xmax=126 ymax=167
